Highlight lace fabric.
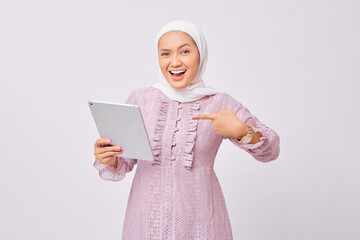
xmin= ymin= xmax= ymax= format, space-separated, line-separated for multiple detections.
xmin=93 ymin=87 xmax=280 ymax=239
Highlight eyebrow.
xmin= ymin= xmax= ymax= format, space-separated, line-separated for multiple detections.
xmin=159 ymin=43 xmax=191 ymax=52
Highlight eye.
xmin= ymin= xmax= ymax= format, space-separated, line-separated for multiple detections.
xmin=161 ymin=52 xmax=169 ymax=56
xmin=181 ymin=50 xmax=189 ymax=54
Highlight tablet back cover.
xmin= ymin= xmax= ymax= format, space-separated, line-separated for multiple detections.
xmin=88 ymin=100 xmax=154 ymax=162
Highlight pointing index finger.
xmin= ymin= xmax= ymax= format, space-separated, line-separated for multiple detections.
xmin=192 ymin=113 xmax=217 ymax=120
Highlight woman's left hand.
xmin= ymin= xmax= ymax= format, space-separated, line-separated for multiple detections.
xmin=192 ymin=109 xmax=248 ymax=139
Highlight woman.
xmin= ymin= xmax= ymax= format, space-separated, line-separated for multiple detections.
xmin=93 ymin=20 xmax=280 ymax=240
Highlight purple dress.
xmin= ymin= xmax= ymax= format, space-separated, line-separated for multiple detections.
xmin=93 ymin=86 xmax=280 ymax=239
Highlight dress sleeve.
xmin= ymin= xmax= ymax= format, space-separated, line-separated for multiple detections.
xmin=93 ymin=90 xmax=138 ymax=181
xmin=221 ymin=93 xmax=280 ymax=163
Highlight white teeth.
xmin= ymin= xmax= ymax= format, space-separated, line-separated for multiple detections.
xmin=170 ymin=70 xmax=186 ymax=74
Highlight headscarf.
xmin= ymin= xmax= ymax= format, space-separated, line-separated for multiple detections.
xmin=151 ymin=20 xmax=218 ymax=103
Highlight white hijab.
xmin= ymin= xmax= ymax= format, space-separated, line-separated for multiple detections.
xmin=151 ymin=20 xmax=218 ymax=103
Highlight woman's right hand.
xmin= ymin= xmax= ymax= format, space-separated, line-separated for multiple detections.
xmin=94 ymin=137 xmax=123 ymax=168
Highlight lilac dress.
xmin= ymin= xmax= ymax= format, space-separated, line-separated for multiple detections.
xmin=93 ymin=86 xmax=280 ymax=240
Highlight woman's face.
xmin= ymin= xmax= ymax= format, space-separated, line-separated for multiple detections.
xmin=158 ymin=31 xmax=200 ymax=89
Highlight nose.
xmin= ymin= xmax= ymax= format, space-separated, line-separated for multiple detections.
xmin=170 ymin=54 xmax=182 ymax=68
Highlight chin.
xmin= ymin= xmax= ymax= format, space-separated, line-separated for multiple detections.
xmin=165 ymin=79 xmax=187 ymax=89
xmin=169 ymin=82 xmax=189 ymax=89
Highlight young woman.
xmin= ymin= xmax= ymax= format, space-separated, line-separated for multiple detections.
xmin=93 ymin=20 xmax=280 ymax=240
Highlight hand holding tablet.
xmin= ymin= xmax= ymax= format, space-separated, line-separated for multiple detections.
xmin=88 ymin=100 xmax=154 ymax=163
xmin=93 ymin=137 xmax=123 ymax=167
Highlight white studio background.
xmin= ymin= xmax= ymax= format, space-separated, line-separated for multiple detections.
xmin=1 ymin=0 xmax=359 ymax=239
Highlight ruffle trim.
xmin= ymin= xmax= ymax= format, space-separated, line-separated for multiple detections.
xmin=151 ymin=97 xmax=169 ymax=166
xmin=182 ymin=100 xmax=200 ymax=169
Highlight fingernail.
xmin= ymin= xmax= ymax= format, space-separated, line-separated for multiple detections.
xmin=107 ymin=139 xmax=112 ymax=143
xmin=117 ymin=147 xmax=121 ymax=151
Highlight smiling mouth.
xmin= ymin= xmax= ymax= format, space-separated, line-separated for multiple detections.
xmin=169 ymin=70 xmax=186 ymax=80
xmin=170 ymin=70 xmax=186 ymax=75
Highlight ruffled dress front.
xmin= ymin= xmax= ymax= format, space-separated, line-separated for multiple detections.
xmin=93 ymin=86 xmax=280 ymax=240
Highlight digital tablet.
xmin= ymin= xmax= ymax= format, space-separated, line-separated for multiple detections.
xmin=88 ymin=100 xmax=154 ymax=162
